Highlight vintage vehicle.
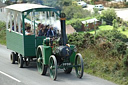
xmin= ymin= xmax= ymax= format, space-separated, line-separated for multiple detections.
xmin=5 ymin=3 xmax=84 ymax=80
xmin=93 ymin=4 xmax=104 ymax=11
xmin=77 ymin=1 xmax=87 ymax=8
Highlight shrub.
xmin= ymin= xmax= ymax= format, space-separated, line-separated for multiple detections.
xmin=71 ymin=20 xmax=82 ymax=31
xmin=68 ymin=33 xmax=85 ymax=48
xmin=96 ymin=29 xmax=127 ymax=42
xmin=121 ymin=26 xmax=126 ymax=31
xmin=0 ymin=21 xmax=6 ymax=31
xmin=100 ymin=8 xmax=117 ymax=25
xmin=112 ymin=19 xmax=118 ymax=29
xmin=0 ymin=21 xmax=6 ymax=45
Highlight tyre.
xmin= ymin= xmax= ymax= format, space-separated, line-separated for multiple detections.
xmin=10 ymin=52 xmax=16 ymax=64
xmin=75 ymin=53 xmax=84 ymax=78
xmin=64 ymin=67 xmax=72 ymax=74
xmin=15 ymin=52 xmax=18 ymax=61
xmin=49 ymin=55 xmax=57 ymax=80
xmin=18 ymin=55 xmax=24 ymax=68
xmin=36 ymin=47 xmax=47 ymax=75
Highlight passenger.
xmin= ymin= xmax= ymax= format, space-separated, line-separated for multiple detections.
xmin=38 ymin=24 xmax=45 ymax=36
xmin=36 ymin=23 xmax=41 ymax=36
xmin=25 ymin=23 xmax=28 ymax=30
xmin=44 ymin=25 xmax=49 ymax=36
xmin=25 ymin=26 xmax=33 ymax=35
xmin=16 ymin=25 xmax=18 ymax=32
xmin=21 ymin=23 xmax=28 ymax=33
xmin=53 ymin=27 xmax=58 ymax=37
xmin=12 ymin=22 xmax=14 ymax=31
xmin=47 ymin=27 xmax=54 ymax=37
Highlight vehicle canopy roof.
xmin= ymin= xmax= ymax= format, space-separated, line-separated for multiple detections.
xmin=5 ymin=3 xmax=60 ymax=13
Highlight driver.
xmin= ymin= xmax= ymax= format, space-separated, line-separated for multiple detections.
xmin=47 ymin=27 xmax=54 ymax=37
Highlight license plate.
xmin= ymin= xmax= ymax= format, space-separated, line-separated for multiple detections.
xmin=62 ymin=63 xmax=71 ymax=66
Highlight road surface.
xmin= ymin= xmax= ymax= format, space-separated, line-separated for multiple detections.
xmin=115 ymin=8 xmax=128 ymax=21
xmin=0 ymin=44 xmax=117 ymax=85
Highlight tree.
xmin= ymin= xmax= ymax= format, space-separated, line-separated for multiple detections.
xmin=63 ymin=5 xmax=91 ymax=20
xmin=100 ymin=8 xmax=117 ymax=25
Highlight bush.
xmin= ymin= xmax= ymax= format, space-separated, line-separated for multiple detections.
xmin=121 ymin=26 xmax=126 ymax=31
xmin=122 ymin=55 xmax=128 ymax=69
xmin=0 ymin=21 xmax=6 ymax=31
xmin=68 ymin=33 xmax=85 ymax=48
xmin=100 ymin=8 xmax=117 ymax=25
xmin=96 ymin=29 xmax=127 ymax=42
xmin=71 ymin=20 xmax=82 ymax=31
xmin=112 ymin=19 xmax=118 ymax=29
xmin=0 ymin=21 xmax=6 ymax=45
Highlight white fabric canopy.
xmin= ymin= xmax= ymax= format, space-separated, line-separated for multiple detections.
xmin=5 ymin=3 xmax=52 ymax=12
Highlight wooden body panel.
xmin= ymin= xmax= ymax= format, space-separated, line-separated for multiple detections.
xmin=6 ymin=30 xmax=24 ymax=55
xmin=6 ymin=30 xmax=46 ymax=57
xmin=24 ymin=35 xmax=35 ymax=57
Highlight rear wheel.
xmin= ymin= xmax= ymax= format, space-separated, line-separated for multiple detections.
xmin=10 ymin=52 xmax=16 ymax=64
xmin=37 ymin=47 xmax=47 ymax=75
xmin=49 ymin=55 xmax=57 ymax=80
xmin=18 ymin=55 xmax=24 ymax=68
xmin=75 ymin=53 xmax=84 ymax=78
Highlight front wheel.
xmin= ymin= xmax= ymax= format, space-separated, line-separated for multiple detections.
xmin=18 ymin=55 xmax=24 ymax=68
xmin=36 ymin=47 xmax=47 ymax=75
xmin=75 ymin=53 xmax=84 ymax=78
xmin=49 ymin=55 xmax=57 ymax=80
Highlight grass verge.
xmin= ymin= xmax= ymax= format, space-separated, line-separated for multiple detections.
xmin=81 ymin=25 xmax=128 ymax=37
xmin=80 ymin=48 xmax=128 ymax=85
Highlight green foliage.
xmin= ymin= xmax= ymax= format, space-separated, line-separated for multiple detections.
xmin=125 ymin=2 xmax=128 ymax=6
xmin=93 ymin=8 xmax=99 ymax=16
xmin=68 ymin=33 xmax=85 ymax=48
xmin=63 ymin=5 xmax=91 ymax=20
xmin=112 ymin=19 xmax=118 ymax=29
xmin=122 ymin=55 xmax=128 ymax=69
xmin=102 ymin=21 xmax=106 ymax=26
xmin=100 ymin=8 xmax=117 ymax=25
xmin=0 ymin=21 xmax=6 ymax=30
xmin=96 ymin=29 xmax=127 ymax=42
xmin=57 ymin=0 xmax=72 ymax=8
xmin=90 ymin=0 xmax=95 ymax=5
xmin=121 ymin=26 xmax=126 ymax=31
xmin=66 ymin=17 xmax=93 ymax=25
xmin=71 ymin=20 xmax=82 ymax=31
xmin=0 ymin=21 xmax=6 ymax=45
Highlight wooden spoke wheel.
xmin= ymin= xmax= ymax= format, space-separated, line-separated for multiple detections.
xmin=10 ymin=52 xmax=16 ymax=64
xmin=37 ymin=48 xmax=47 ymax=75
xmin=18 ymin=55 xmax=24 ymax=68
xmin=64 ymin=67 xmax=72 ymax=74
xmin=49 ymin=55 xmax=57 ymax=80
xmin=75 ymin=53 xmax=84 ymax=78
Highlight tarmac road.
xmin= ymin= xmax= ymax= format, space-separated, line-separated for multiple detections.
xmin=0 ymin=44 xmax=117 ymax=85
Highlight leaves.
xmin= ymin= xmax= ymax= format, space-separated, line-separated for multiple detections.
xmin=100 ymin=8 xmax=117 ymax=25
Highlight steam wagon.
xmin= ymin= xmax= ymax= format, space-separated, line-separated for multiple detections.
xmin=5 ymin=3 xmax=84 ymax=80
